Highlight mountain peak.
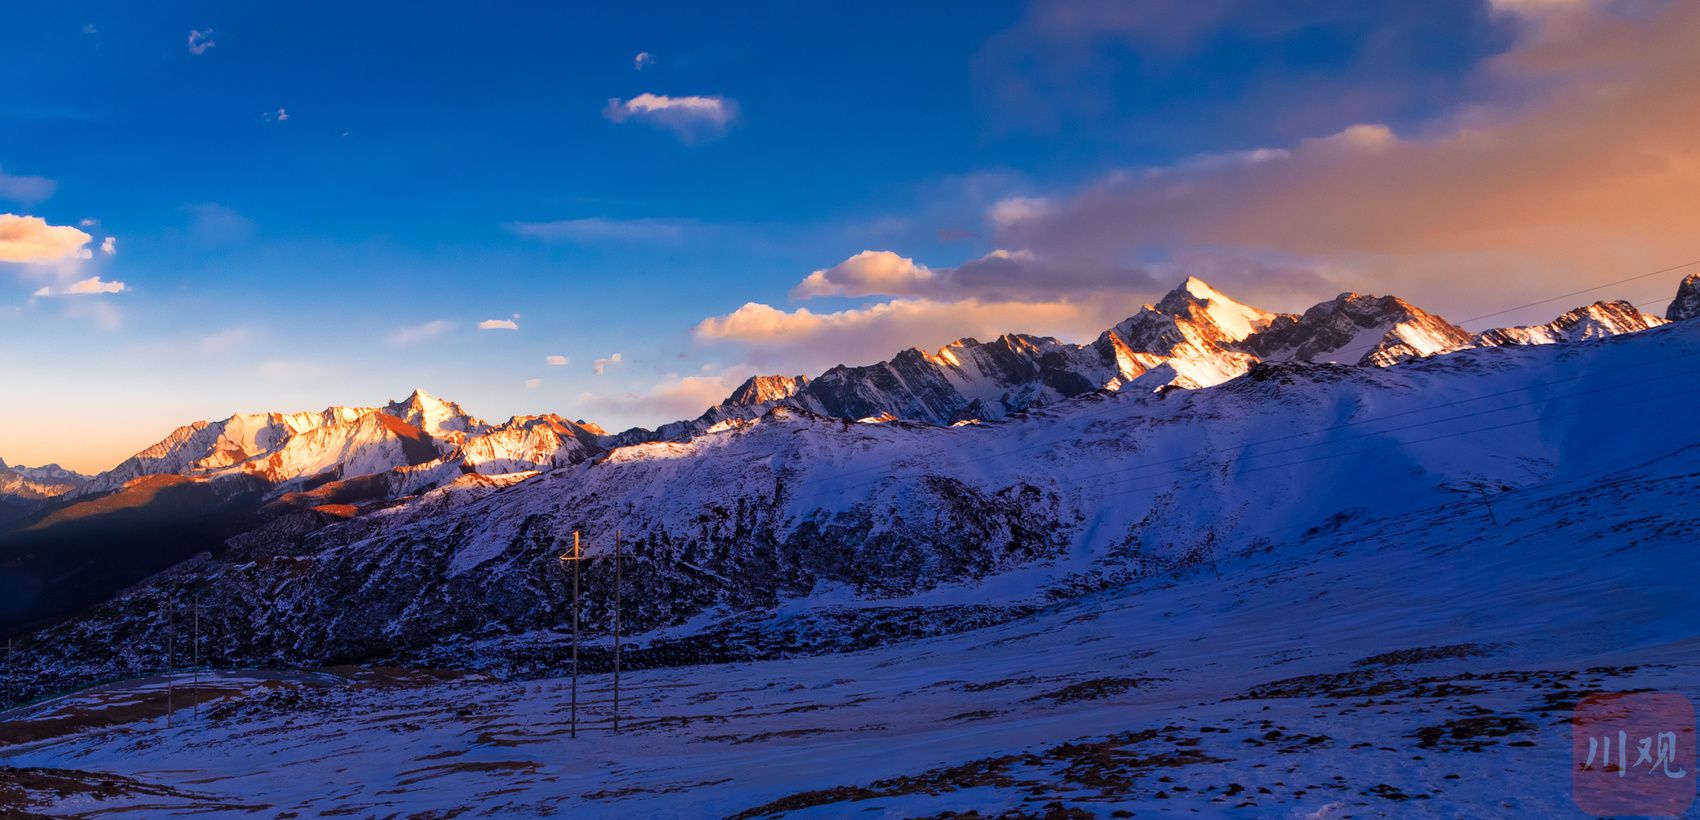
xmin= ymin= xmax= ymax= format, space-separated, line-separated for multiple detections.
xmin=382 ymin=390 xmax=486 ymax=438
xmin=1146 ymin=277 xmax=1275 ymax=344
xmin=725 ymin=375 xmax=809 ymax=407
xmin=1668 ymin=272 xmax=1700 ymax=322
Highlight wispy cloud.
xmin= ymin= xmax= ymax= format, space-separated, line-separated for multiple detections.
xmin=99 ymin=236 xmax=116 ymax=256
xmin=0 ymin=167 xmax=56 ymax=206
xmin=634 ymin=51 xmax=656 ymax=70
xmin=506 ymin=217 xmax=691 ymax=242
xmin=546 ymin=354 xmax=568 ymax=366
xmin=603 ymin=93 xmax=736 ymax=142
xmin=593 ymin=352 xmax=623 ymax=375
xmin=61 ymin=276 xmax=126 ymax=295
xmin=256 ymin=360 xmax=324 ymax=380
xmin=187 ymin=28 xmax=216 ymax=55
xmin=524 ymin=378 xmax=542 ymax=389
xmin=389 ymin=319 xmax=454 ymax=345
xmin=479 ymin=318 xmax=519 ymax=330
xmin=185 ymin=203 xmax=254 ymax=246
xmin=197 ymin=326 xmax=254 ymax=353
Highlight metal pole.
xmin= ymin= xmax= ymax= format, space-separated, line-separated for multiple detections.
xmin=166 ymin=596 xmax=174 ymax=728
xmin=193 ymin=594 xmax=201 ymax=722
xmin=571 ymin=530 xmax=579 ymax=740
xmin=613 ymin=527 xmax=622 ymax=733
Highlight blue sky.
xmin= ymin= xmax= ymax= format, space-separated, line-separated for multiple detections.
xmin=3 ymin=1 xmax=1696 ymax=471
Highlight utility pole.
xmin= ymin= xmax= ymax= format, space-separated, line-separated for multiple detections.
xmin=598 ymin=527 xmax=639 ymax=733
xmin=193 ymin=594 xmax=201 ymax=722
xmin=1479 ymin=487 xmax=1500 ymax=526
xmin=559 ymin=530 xmax=584 ymax=739
xmin=166 ymin=596 xmax=174 ymax=729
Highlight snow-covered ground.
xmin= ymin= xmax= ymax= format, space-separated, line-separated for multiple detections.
xmin=2 ymin=436 xmax=1696 ymax=817
xmin=5 ymin=315 xmax=1700 ymax=818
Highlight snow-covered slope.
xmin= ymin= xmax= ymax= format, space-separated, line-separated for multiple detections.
xmin=2 ymin=320 xmax=1697 ymax=818
xmin=12 ymin=313 xmax=1700 ymax=704
xmin=5 ymin=459 xmax=1694 ymax=817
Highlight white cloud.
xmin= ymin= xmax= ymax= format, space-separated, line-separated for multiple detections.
xmin=987 ymin=196 xmax=1054 ymax=230
xmin=593 ymin=352 xmax=623 ymax=375
xmin=0 ymin=214 xmax=92 ymax=264
xmin=389 ymin=319 xmax=454 ymax=345
xmin=187 ymin=29 xmax=215 ymax=55
xmin=262 ymin=108 xmax=289 ymax=123
xmin=603 ymin=93 xmax=736 ymax=142
xmin=791 ymin=250 xmax=936 ymax=300
xmin=634 ymin=51 xmax=656 ymax=70
xmin=525 ymin=378 xmax=542 ymax=389
xmin=30 ymin=286 xmax=50 ymax=298
xmin=507 ymin=217 xmax=690 ymax=242
xmin=62 ymin=276 xmax=126 ymax=295
xmin=546 ymin=354 xmax=569 ymax=366
xmin=0 ymin=167 xmax=55 ymax=206
xmin=478 ymin=319 xmax=519 ymax=330
xmin=784 ymin=246 xmax=1158 ymax=304
xmin=693 ymin=296 xmax=1129 ymax=372
xmin=99 ymin=236 xmax=116 ymax=256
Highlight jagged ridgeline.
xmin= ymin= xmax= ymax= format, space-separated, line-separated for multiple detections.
xmin=0 ymin=276 xmax=1686 ymax=702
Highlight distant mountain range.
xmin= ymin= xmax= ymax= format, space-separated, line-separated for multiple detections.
xmin=3 ymin=270 xmax=1695 ymax=705
xmin=2 ymin=276 xmax=1678 ymax=518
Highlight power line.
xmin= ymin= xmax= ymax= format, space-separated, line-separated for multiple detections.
xmin=1454 ymin=259 xmax=1699 ymax=325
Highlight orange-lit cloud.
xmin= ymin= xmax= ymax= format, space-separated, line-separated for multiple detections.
xmin=0 ymin=214 xmax=92 ymax=264
xmin=694 ymin=296 xmax=1133 ymax=370
xmin=994 ymin=0 xmax=1700 ymax=316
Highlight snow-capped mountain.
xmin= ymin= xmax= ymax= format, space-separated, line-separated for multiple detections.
xmin=2 ymin=273 xmax=1697 ymax=710
xmin=1474 ymin=299 xmax=1666 ymax=347
xmin=628 ymin=277 xmax=1645 ymax=446
xmin=77 ymin=390 xmax=604 ymax=502
xmin=12 ymin=305 xmax=1699 ymax=704
xmin=0 ymin=458 xmax=89 ymax=504
xmin=1235 ymin=292 xmax=1474 ymax=366
xmin=1668 ymin=272 xmax=1700 ymax=321
xmin=45 ymin=278 xmax=1681 ymax=519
